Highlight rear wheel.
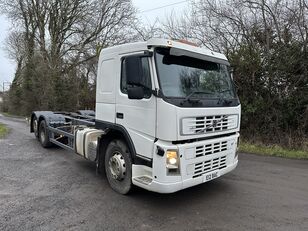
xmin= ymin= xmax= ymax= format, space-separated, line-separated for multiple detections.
xmin=33 ymin=116 xmax=39 ymax=138
xmin=105 ymin=139 xmax=133 ymax=194
xmin=39 ymin=120 xmax=52 ymax=148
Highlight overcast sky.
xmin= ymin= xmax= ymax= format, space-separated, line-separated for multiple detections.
xmin=0 ymin=0 xmax=187 ymax=86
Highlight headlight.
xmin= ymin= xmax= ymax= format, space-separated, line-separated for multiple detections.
xmin=166 ymin=150 xmax=179 ymax=169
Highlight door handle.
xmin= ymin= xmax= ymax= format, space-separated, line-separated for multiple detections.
xmin=116 ymin=112 xmax=124 ymax=119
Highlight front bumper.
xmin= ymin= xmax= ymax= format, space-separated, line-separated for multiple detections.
xmin=132 ymin=133 xmax=239 ymax=193
xmin=133 ymin=160 xmax=238 ymax=193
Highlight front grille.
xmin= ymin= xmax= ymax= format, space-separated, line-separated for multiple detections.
xmin=191 ymin=155 xmax=227 ymax=178
xmin=196 ymin=141 xmax=228 ymax=158
xmin=196 ymin=115 xmax=228 ymax=132
xmin=182 ymin=114 xmax=238 ymax=135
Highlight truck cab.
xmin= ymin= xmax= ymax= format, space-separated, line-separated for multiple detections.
xmin=95 ymin=38 xmax=240 ymax=193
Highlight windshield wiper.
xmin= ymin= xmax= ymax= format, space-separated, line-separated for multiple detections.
xmin=184 ymin=91 xmax=214 ymax=102
xmin=218 ymin=89 xmax=232 ymax=94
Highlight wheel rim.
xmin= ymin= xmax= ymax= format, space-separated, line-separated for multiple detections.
xmin=108 ymin=151 xmax=126 ymax=181
xmin=40 ymin=126 xmax=46 ymax=143
xmin=33 ymin=120 xmax=38 ymax=134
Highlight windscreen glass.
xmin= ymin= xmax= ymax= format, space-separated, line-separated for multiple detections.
xmin=155 ymin=48 xmax=236 ymax=99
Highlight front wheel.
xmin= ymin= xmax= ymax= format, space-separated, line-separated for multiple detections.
xmin=105 ymin=139 xmax=133 ymax=194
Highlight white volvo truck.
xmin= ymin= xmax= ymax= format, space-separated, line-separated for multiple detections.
xmin=30 ymin=38 xmax=241 ymax=194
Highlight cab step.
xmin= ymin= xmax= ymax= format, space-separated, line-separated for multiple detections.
xmin=133 ymin=176 xmax=153 ymax=185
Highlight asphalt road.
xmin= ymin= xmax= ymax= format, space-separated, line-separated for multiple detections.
xmin=0 ymin=114 xmax=307 ymax=231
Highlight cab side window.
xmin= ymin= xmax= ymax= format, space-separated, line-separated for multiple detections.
xmin=121 ymin=57 xmax=152 ymax=98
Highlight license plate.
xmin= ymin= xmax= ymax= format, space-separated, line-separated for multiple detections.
xmin=203 ymin=171 xmax=220 ymax=182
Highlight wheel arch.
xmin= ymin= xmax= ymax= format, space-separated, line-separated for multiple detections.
xmin=96 ymin=120 xmax=152 ymax=172
xmin=96 ymin=120 xmax=136 ymax=157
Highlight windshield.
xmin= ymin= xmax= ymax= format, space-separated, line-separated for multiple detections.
xmin=155 ymin=48 xmax=236 ymax=100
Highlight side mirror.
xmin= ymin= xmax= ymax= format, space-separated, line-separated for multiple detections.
xmin=127 ymin=86 xmax=144 ymax=100
xmin=125 ymin=56 xmax=143 ymax=85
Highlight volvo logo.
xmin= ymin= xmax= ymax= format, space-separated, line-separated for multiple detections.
xmin=197 ymin=115 xmax=228 ymax=133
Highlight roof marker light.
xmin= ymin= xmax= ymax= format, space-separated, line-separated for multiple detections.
xmin=176 ymin=39 xmax=198 ymax=47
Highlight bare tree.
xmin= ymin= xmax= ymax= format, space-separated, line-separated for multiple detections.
xmin=0 ymin=0 xmax=138 ymax=113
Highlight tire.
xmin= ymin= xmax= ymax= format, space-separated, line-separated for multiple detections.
xmin=39 ymin=120 xmax=52 ymax=148
xmin=33 ymin=116 xmax=39 ymax=138
xmin=105 ymin=139 xmax=133 ymax=194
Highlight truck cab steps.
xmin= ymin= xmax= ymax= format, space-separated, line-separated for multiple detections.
xmin=133 ymin=176 xmax=153 ymax=185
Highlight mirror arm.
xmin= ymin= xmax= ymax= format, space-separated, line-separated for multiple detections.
xmin=131 ymin=84 xmax=161 ymax=98
xmin=152 ymin=88 xmax=163 ymax=98
xmin=140 ymin=85 xmax=162 ymax=98
xmin=143 ymin=51 xmax=153 ymax=57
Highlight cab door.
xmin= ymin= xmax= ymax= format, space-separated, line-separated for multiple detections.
xmin=115 ymin=53 xmax=156 ymax=160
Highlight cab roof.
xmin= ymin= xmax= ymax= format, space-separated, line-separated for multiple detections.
xmin=100 ymin=38 xmax=228 ymax=65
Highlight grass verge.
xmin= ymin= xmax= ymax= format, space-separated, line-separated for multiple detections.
xmin=0 ymin=123 xmax=8 ymax=138
xmin=239 ymin=141 xmax=308 ymax=159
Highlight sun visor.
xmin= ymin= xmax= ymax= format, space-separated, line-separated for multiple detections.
xmin=169 ymin=48 xmax=230 ymax=66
